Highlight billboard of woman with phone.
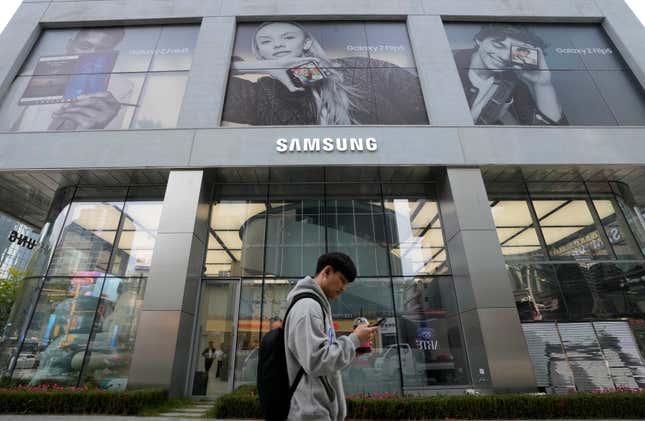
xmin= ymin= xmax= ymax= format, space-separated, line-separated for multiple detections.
xmin=222 ymin=21 xmax=428 ymax=126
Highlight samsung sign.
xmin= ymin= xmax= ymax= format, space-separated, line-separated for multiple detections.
xmin=276 ymin=137 xmax=378 ymax=153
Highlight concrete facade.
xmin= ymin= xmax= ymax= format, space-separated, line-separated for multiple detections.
xmin=0 ymin=0 xmax=644 ymax=396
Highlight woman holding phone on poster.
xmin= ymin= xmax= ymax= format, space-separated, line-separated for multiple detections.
xmin=223 ymin=21 xmax=427 ymax=126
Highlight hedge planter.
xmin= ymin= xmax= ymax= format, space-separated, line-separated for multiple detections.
xmin=0 ymin=386 xmax=167 ymax=415
xmin=210 ymin=387 xmax=645 ymax=419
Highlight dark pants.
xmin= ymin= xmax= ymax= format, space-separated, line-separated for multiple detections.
xmin=205 ymin=358 xmax=214 ymax=373
xmin=216 ymin=360 xmax=223 ymax=378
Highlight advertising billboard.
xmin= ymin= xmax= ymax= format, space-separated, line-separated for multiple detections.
xmin=445 ymin=23 xmax=645 ymax=126
xmin=0 ymin=26 xmax=199 ymax=131
xmin=222 ymin=22 xmax=428 ymax=126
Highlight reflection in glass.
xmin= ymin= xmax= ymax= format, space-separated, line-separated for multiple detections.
xmin=0 ymin=278 xmax=42 ymax=380
xmin=533 ymin=200 xmax=609 ymax=259
xmin=392 ymin=277 xmax=469 ymax=387
xmin=206 ymin=201 xmax=266 ymax=277
xmin=507 ymin=264 xmax=566 ymax=321
xmin=79 ymin=277 xmax=146 ymax=389
xmin=593 ymin=199 xmax=641 ymax=260
xmin=24 ymin=186 xmax=75 ymax=279
xmin=490 ymin=200 xmax=545 ymax=261
xmin=192 ymin=282 xmax=238 ymax=397
xmin=326 ymin=203 xmax=388 ymax=278
xmin=266 ymin=200 xmax=325 ymax=278
xmin=330 ymin=278 xmax=401 ymax=395
xmin=13 ymin=276 xmax=105 ymax=385
xmin=387 ymin=198 xmax=447 ymax=275
xmin=233 ymin=280 xmax=264 ymax=387
xmin=48 ymin=201 xmax=124 ymax=276
xmin=110 ymin=201 xmax=163 ymax=276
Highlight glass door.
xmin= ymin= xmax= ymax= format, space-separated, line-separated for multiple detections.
xmin=191 ymin=280 xmax=240 ymax=397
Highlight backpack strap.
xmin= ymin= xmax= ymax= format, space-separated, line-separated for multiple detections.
xmin=283 ymin=292 xmax=327 ymax=398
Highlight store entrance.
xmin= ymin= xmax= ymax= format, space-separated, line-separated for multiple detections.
xmin=190 ymin=280 xmax=239 ymax=398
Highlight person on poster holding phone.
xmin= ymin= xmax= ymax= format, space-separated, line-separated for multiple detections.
xmin=453 ymin=24 xmax=565 ymax=125
xmin=223 ymin=21 xmax=427 ymax=126
xmin=3 ymin=28 xmax=132 ymax=131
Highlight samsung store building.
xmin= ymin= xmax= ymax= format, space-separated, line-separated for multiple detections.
xmin=1 ymin=0 xmax=645 ymax=398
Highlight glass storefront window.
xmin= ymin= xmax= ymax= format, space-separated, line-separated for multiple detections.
xmin=0 ymin=277 xmax=42 ymax=380
xmin=490 ymin=200 xmax=545 ymax=261
xmin=592 ymin=199 xmax=642 ymax=260
xmin=233 ymin=279 xmax=264 ymax=387
xmin=207 ymin=201 xmax=267 ymax=277
xmin=330 ymin=278 xmax=401 ymax=395
xmin=203 ymin=180 xmax=467 ymax=395
xmin=110 ymin=198 xmax=163 ymax=277
xmin=533 ymin=199 xmax=610 ymax=260
xmin=392 ymin=277 xmax=470 ymax=387
xmin=13 ymin=276 xmax=105 ymax=386
xmin=266 ymin=197 xmax=326 ymax=278
xmin=386 ymin=198 xmax=447 ymax=276
xmin=327 ymin=184 xmax=388 ymax=277
xmin=79 ymin=276 xmax=146 ymax=389
xmin=2 ymin=185 xmax=162 ymax=387
xmin=24 ymin=187 xmax=75 ymax=279
xmin=507 ymin=264 xmax=567 ymax=321
xmin=48 ymin=188 xmax=128 ymax=276
xmin=192 ymin=281 xmax=238 ymax=396
xmin=487 ymin=180 xmax=645 ymax=323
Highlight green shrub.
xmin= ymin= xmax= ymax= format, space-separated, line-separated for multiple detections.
xmin=210 ymin=385 xmax=645 ymax=419
xmin=208 ymin=385 xmax=260 ymax=419
xmin=0 ymin=388 xmax=167 ymax=415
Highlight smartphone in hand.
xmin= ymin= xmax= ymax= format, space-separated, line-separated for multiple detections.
xmin=369 ymin=318 xmax=386 ymax=327
xmin=287 ymin=61 xmax=326 ymax=88
xmin=510 ymin=44 xmax=539 ymax=70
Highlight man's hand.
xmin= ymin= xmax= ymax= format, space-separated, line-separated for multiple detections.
xmin=52 ymin=91 xmax=121 ymax=130
xmin=354 ymin=324 xmax=379 ymax=344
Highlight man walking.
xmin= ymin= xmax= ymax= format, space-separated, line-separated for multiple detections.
xmin=284 ymin=252 xmax=378 ymax=420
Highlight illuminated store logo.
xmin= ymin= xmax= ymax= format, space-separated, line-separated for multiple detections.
xmin=275 ymin=137 xmax=378 ymax=153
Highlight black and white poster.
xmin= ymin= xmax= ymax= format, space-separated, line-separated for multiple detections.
xmin=0 ymin=26 xmax=199 ymax=131
xmin=445 ymin=23 xmax=645 ymax=126
xmin=222 ymin=22 xmax=428 ymax=126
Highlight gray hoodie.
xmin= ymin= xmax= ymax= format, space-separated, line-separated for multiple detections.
xmin=284 ymin=276 xmax=361 ymax=421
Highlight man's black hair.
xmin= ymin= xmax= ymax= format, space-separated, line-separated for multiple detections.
xmin=474 ymin=24 xmax=547 ymax=50
xmin=315 ymin=252 xmax=357 ymax=283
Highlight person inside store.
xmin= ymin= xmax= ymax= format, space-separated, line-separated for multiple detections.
xmin=453 ymin=23 xmax=566 ymax=125
xmin=4 ymin=28 xmax=131 ymax=131
xmin=223 ymin=21 xmax=427 ymax=126
xmin=269 ymin=316 xmax=283 ymax=330
xmin=202 ymin=341 xmax=222 ymax=377
xmin=283 ymin=252 xmax=378 ymax=420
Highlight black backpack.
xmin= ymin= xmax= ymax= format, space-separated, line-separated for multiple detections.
xmin=257 ymin=292 xmax=327 ymax=421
